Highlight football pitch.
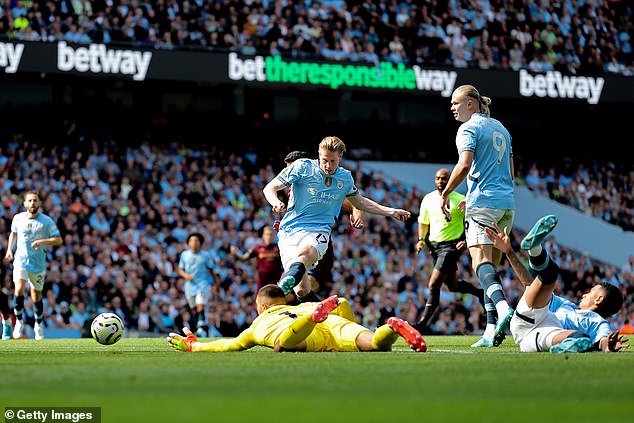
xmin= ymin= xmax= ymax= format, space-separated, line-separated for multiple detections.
xmin=1 ymin=336 xmax=632 ymax=423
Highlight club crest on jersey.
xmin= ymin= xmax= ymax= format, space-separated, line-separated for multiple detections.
xmin=337 ymin=180 xmax=344 ymax=189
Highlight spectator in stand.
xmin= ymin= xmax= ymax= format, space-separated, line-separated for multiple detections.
xmin=230 ymin=226 xmax=283 ymax=293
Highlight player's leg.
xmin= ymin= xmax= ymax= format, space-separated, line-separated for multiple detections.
xmin=414 ymin=267 xmax=444 ymax=334
xmin=520 ymin=214 xmax=560 ymax=309
xmin=0 ymin=290 xmax=12 ymax=340
xmin=471 ymin=294 xmax=496 ymax=348
xmin=32 ymin=289 xmax=44 ymax=341
xmin=441 ymin=244 xmax=485 ymax=308
xmin=279 ymin=231 xmax=327 ymax=303
xmin=30 ymin=272 xmax=46 ymax=340
xmin=387 ymin=317 xmax=427 ymax=352
xmin=194 ymin=295 xmax=207 ymax=338
xmin=277 ymin=232 xmax=311 ymax=296
xmin=466 ymin=209 xmax=514 ymax=347
xmin=277 ymin=296 xmax=340 ymax=350
xmin=12 ymin=272 xmax=26 ymax=339
xmin=549 ymin=330 xmax=592 ymax=354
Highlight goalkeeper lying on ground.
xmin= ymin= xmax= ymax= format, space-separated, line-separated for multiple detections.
xmin=167 ymin=284 xmax=426 ymax=353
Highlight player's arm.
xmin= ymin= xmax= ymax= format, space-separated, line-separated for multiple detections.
xmin=31 ymin=234 xmax=62 ymax=249
xmin=230 ymin=245 xmax=252 ymax=261
xmin=263 ymin=178 xmax=287 ymax=213
xmin=484 ymin=223 xmax=534 ymax=287
xmin=441 ymin=151 xmax=472 ymax=219
xmin=177 ymin=266 xmax=193 ymax=280
xmin=3 ymin=231 xmax=16 ymax=263
xmin=416 ymin=222 xmax=429 ymax=254
xmin=342 ymin=198 xmax=365 ymax=229
xmin=597 ymin=331 xmax=629 ymax=353
xmin=168 ymin=327 xmax=257 ymax=352
xmin=346 ymin=193 xmax=410 ymax=221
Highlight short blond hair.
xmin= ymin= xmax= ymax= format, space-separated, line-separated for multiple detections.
xmin=319 ymin=136 xmax=346 ymax=156
xmin=454 ymin=85 xmax=492 ymax=116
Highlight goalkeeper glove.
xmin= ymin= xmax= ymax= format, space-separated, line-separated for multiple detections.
xmin=167 ymin=327 xmax=199 ymax=352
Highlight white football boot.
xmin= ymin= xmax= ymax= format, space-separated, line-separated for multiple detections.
xmin=34 ymin=322 xmax=44 ymax=340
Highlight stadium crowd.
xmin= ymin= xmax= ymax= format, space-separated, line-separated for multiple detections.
xmin=0 ymin=134 xmax=632 ymax=339
xmin=0 ymin=0 xmax=632 ymax=76
xmin=519 ymin=158 xmax=633 ymax=232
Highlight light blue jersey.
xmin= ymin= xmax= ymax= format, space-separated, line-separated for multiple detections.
xmin=11 ymin=212 xmax=61 ymax=273
xmin=179 ymin=250 xmax=216 ymax=296
xmin=276 ymin=158 xmax=357 ymax=236
xmin=456 ymin=113 xmax=515 ymax=210
xmin=550 ymin=295 xmax=611 ymax=345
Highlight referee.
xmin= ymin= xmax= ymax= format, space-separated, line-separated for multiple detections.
xmin=413 ymin=168 xmax=484 ymax=334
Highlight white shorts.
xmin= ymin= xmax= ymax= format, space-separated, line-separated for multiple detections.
xmin=278 ymin=230 xmax=330 ymax=271
xmin=510 ymin=295 xmax=567 ymax=352
xmin=186 ymin=292 xmax=208 ymax=309
xmin=13 ymin=266 xmax=47 ymax=291
xmin=465 ymin=207 xmax=514 ymax=247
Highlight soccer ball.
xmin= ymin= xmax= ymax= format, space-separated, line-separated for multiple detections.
xmin=91 ymin=313 xmax=125 ymax=345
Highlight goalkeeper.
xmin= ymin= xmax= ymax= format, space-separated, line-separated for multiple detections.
xmin=167 ymin=284 xmax=426 ymax=353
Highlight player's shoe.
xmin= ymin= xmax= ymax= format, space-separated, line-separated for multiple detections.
xmin=2 ymin=321 xmax=12 ymax=340
xmin=471 ymin=337 xmax=494 ymax=348
xmin=312 ymin=295 xmax=340 ymax=323
xmin=387 ymin=317 xmax=427 ymax=352
xmin=492 ymin=307 xmax=513 ymax=347
xmin=34 ymin=322 xmax=44 ymax=340
xmin=549 ymin=337 xmax=592 ymax=354
xmin=167 ymin=329 xmax=199 ymax=352
xmin=13 ymin=320 xmax=23 ymax=339
xmin=520 ymin=214 xmax=558 ymax=250
xmin=277 ymin=275 xmax=297 ymax=295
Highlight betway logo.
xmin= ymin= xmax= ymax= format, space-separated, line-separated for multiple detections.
xmin=57 ymin=42 xmax=152 ymax=81
xmin=228 ymin=53 xmax=457 ymax=96
xmin=0 ymin=42 xmax=24 ymax=73
xmin=519 ymin=69 xmax=604 ymax=104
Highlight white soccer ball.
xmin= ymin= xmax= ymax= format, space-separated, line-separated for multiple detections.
xmin=91 ymin=312 xmax=125 ymax=345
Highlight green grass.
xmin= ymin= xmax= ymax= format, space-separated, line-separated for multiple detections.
xmin=1 ymin=336 xmax=633 ymax=423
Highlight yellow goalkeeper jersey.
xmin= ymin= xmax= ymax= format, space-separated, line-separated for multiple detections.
xmin=204 ymin=300 xmax=367 ymax=352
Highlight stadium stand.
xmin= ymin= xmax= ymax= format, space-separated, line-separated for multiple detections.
xmin=1 ymin=0 xmax=632 ymax=76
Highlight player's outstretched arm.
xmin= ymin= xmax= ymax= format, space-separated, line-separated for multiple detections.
xmin=167 ymin=327 xmax=257 ymax=353
xmin=599 ymin=331 xmax=630 ymax=353
xmin=347 ymin=194 xmax=410 ymax=221
xmin=484 ymin=223 xmax=534 ymax=287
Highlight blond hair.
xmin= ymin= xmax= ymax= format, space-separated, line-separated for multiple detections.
xmin=454 ymin=85 xmax=492 ymax=116
xmin=319 ymin=136 xmax=346 ymax=156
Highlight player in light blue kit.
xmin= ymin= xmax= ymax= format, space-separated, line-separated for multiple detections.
xmin=441 ymin=85 xmax=516 ymax=348
xmin=178 ymin=233 xmax=219 ymax=338
xmin=4 ymin=191 xmax=63 ymax=340
xmin=485 ymin=214 xmax=628 ymax=353
xmin=263 ymin=136 xmax=411 ymax=302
